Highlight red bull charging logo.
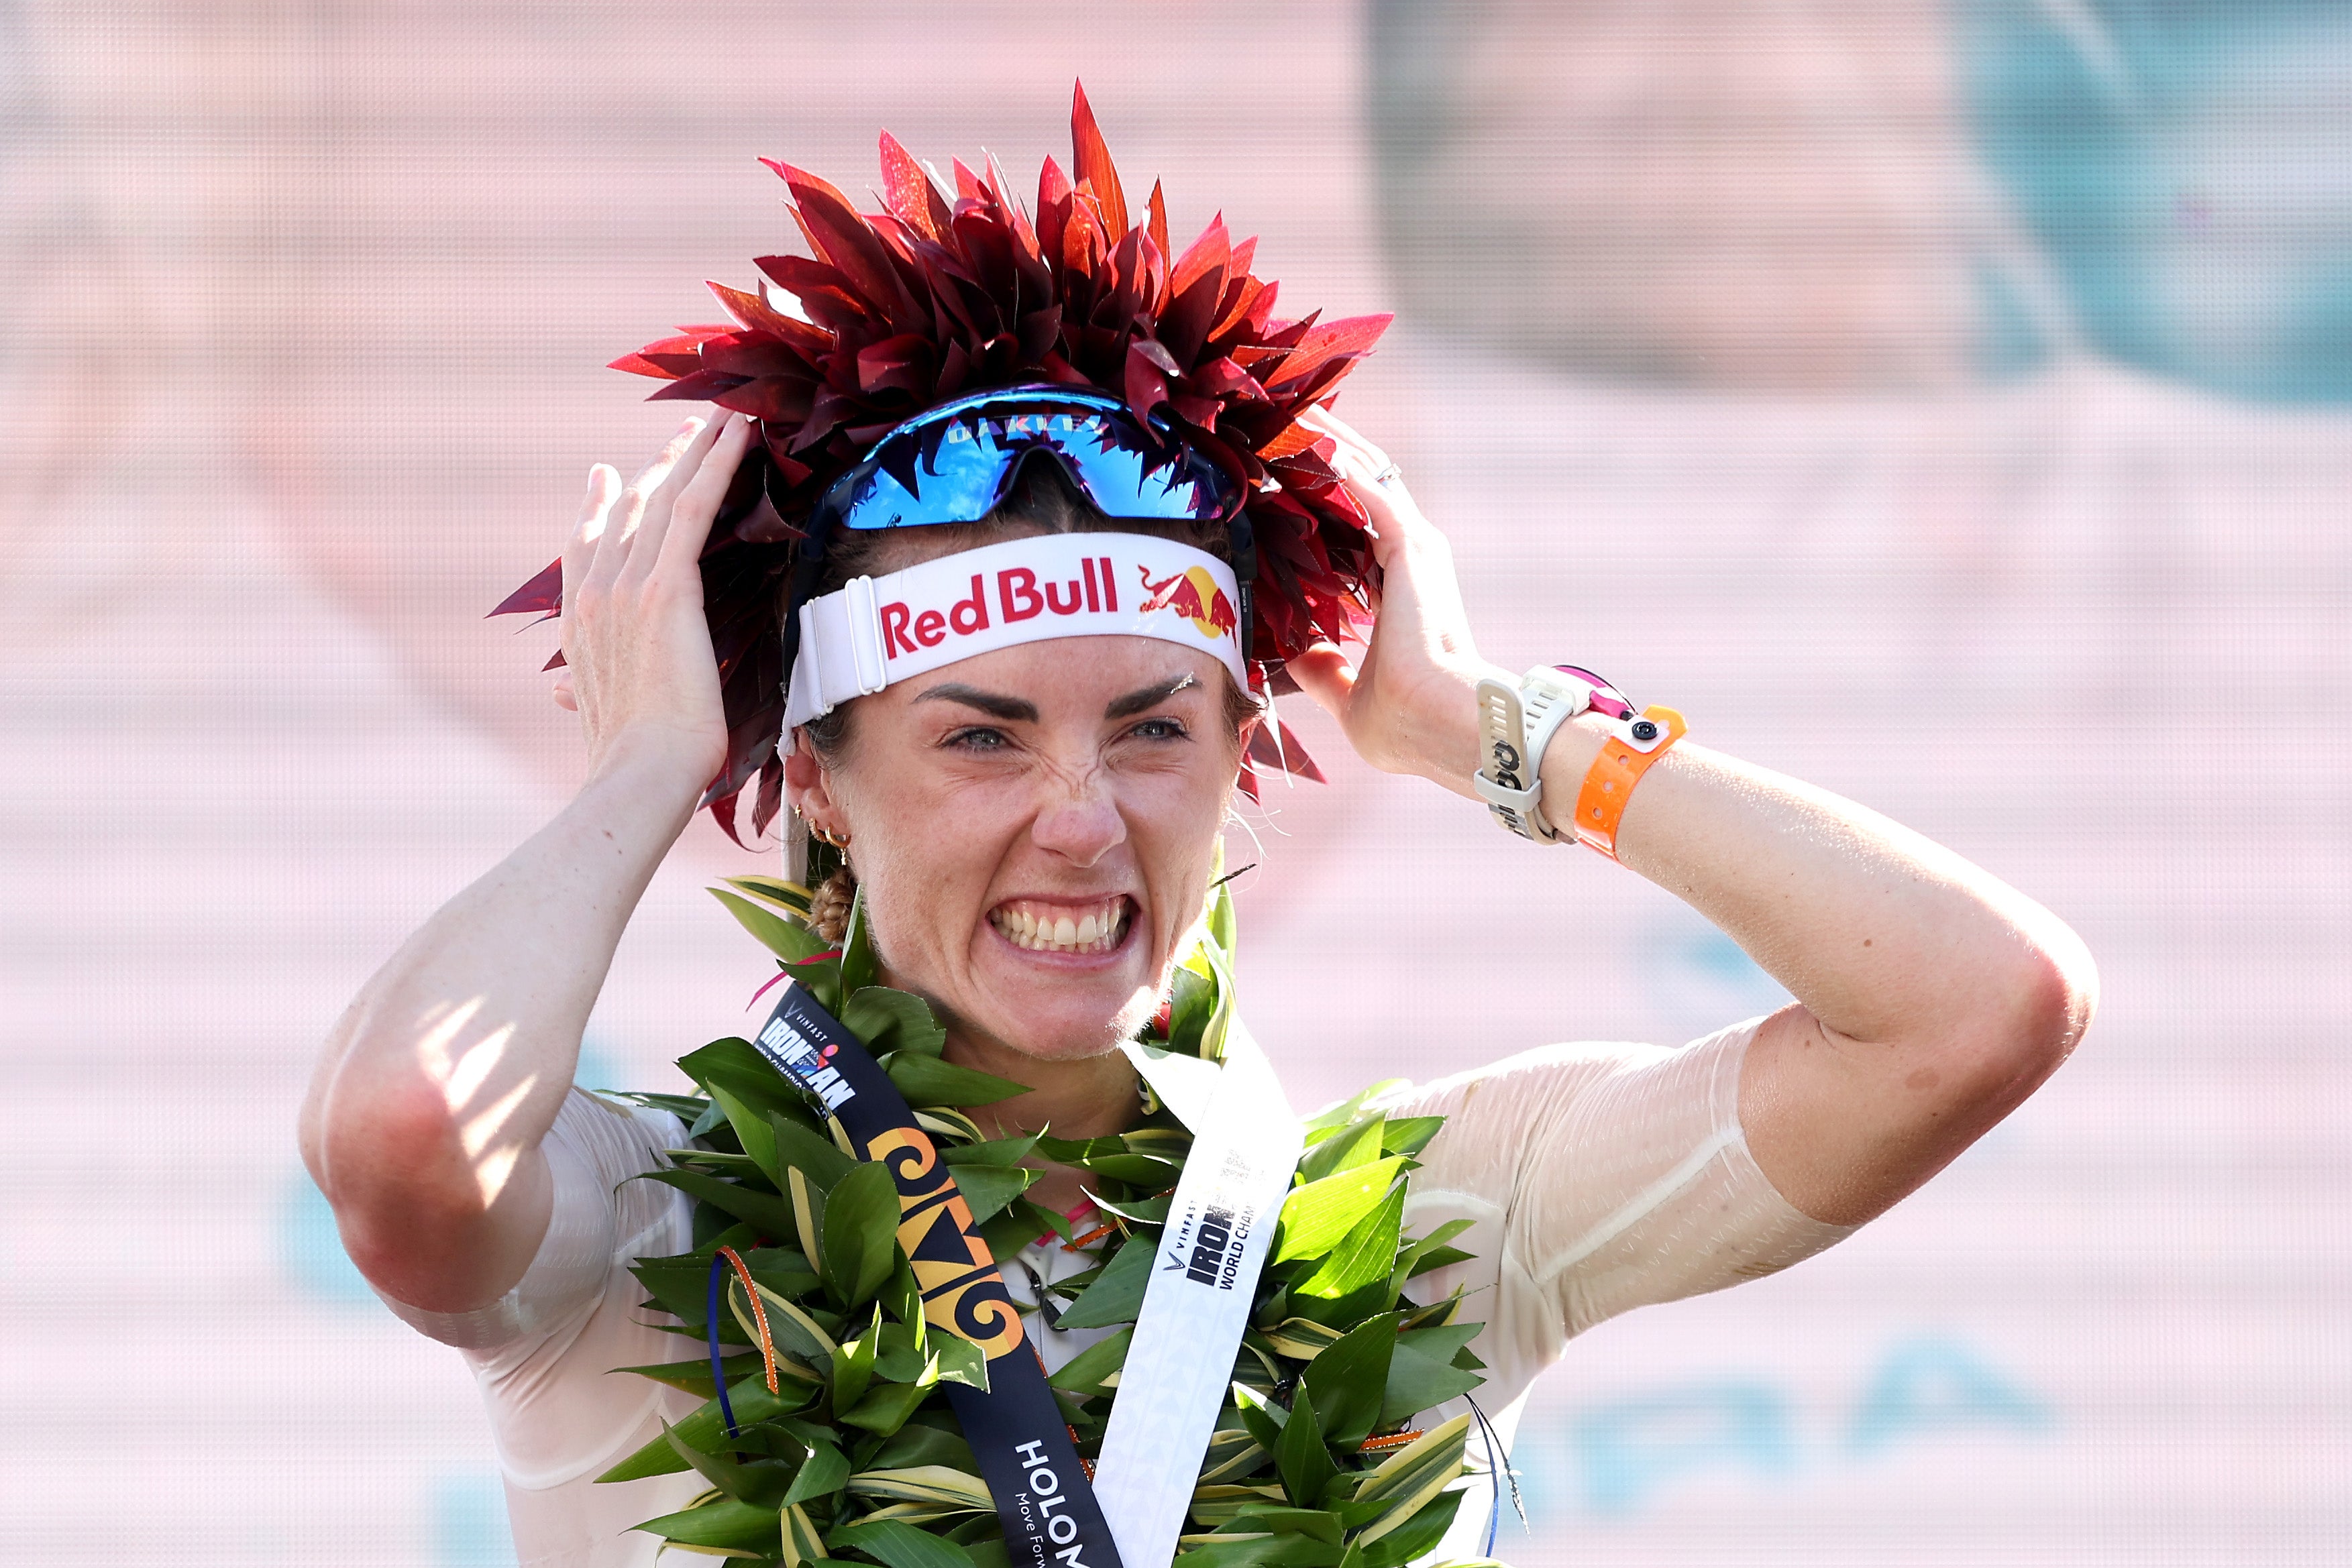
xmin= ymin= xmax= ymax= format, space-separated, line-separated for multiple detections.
xmin=1136 ymin=563 xmax=1238 ymax=643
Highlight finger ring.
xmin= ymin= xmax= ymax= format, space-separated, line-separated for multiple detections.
xmin=1371 ymin=461 xmax=1403 ymax=488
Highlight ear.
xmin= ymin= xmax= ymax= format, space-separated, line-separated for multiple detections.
xmin=782 ymin=729 xmax=841 ymax=824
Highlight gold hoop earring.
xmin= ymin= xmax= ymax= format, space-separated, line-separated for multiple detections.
xmin=811 ymin=824 xmax=852 ymax=850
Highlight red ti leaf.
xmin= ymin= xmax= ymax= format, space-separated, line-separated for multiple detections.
xmin=491 ymin=557 xmax=563 ymax=618
xmin=1266 ymin=314 xmax=1391 ymax=390
xmin=1146 ymin=180 xmax=1170 ymax=274
xmin=765 ymin=160 xmax=912 ymax=324
xmin=1069 ymin=80 xmax=1128 ymax=239
xmin=877 ymin=130 xmax=951 ymax=241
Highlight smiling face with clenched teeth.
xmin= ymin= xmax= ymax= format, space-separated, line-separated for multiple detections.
xmin=782 ymin=630 xmax=1252 ymax=1093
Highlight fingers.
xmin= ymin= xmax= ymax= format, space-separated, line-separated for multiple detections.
xmin=645 ymin=412 xmax=755 ymax=584
xmin=1283 ymin=642 xmax=1359 ymax=722
xmin=617 ymin=412 xmax=737 ymax=587
xmin=565 ymin=464 xmax=621 ymax=610
xmin=1323 ymin=444 xmax=1426 ymax=573
xmin=1297 ymin=402 xmax=1391 ymax=472
xmin=590 ymin=416 xmax=708 ymax=590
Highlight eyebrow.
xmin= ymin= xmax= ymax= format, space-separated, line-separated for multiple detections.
xmin=912 ymin=672 xmax=1200 ymax=724
xmin=1105 ymin=672 xmax=1199 ymax=719
xmin=914 ymin=683 xmax=1039 ymax=722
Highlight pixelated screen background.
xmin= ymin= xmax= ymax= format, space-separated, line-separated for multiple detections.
xmin=4 ymin=2 xmax=2347 ymax=1563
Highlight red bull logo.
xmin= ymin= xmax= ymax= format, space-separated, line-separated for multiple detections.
xmin=1136 ymin=563 xmax=1238 ymax=643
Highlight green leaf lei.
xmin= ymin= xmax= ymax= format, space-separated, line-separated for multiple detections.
xmin=600 ymin=875 xmax=1506 ymax=1568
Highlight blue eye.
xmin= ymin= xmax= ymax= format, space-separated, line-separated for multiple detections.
xmin=947 ymin=727 xmax=1009 ymax=750
xmin=1130 ymin=718 xmax=1188 ymax=742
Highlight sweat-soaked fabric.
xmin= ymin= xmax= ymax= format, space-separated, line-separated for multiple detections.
xmin=376 ymin=1016 xmax=1852 ymax=1567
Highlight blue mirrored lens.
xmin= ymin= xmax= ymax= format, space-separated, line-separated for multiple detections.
xmin=821 ymin=390 xmax=1235 ymax=533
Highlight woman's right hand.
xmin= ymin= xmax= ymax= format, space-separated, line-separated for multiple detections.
xmin=553 ymin=410 xmax=755 ymax=797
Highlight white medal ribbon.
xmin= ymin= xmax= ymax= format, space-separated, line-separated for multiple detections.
xmin=1091 ymin=1011 xmax=1301 ymax=1568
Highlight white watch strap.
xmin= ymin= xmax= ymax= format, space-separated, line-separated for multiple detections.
xmin=1473 ymin=666 xmax=1592 ymax=842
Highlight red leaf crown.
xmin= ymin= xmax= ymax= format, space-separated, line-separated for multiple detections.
xmin=497 ymin=84 xmax=1388 ymax=842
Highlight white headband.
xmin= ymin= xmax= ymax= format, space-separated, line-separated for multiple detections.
xmin=782 ymin=532 xmax=1248 ymax=729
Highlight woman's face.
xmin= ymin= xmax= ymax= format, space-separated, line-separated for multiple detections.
xmin=788 ymin=633 xmax=1243 ymax=1065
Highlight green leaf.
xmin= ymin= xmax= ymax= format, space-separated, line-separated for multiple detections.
xmin=822 ymin=1162 xmax=902 ymax=1307
xmin=865 ymin=1418 xmax=969 ymax=1469
xmin=1377 ymin=1335 xmax=1485 ymax=1430
xmin=1294 ymin=1185 xmax=1405 ymax=1302
xmin=631 ymin=1494 xmax=783 ymax=1551
xmin=1301 ymin=1316 xmax=1395 ymax=1450
xmin=939 ymin=1132 xmax=1045 ymax=1168
xmin=1053 ymin=1235 xmax=1156 ymax=1329
xmin=833 ymin=1307 xmax=881 ymax=1412
xmin=1085 ymin=1188 xmax=1174 ymax=1225
xmin=640 ymin=1167 xmax=800 ymax=1245
xmin=829 ymin=1518 xmax=977 ymax=1568
xmin=885 ymin=1054 xmax=1030 ymax=1109
xmin=976 ymin=1198 xmax=1060 ymax=1268
xmin=1047 ymin=1325 xmax=1132 ymax=1396
xmin=597 ymin=1374 xmax=803 ymax=1482
xmin=782 ymin=1501 xmax=830 ymax=1567
xmin=1273 ymin=1382 xmax=1337 ymax=1508
xmin=1273 ymin=1158 xmax=1404 ymax=1266
xmin=772 ymin=1113 xmax=856 ymax=1190
xmin=1164 ymin=962 xmax=1215 ymax=1056
xmin=1295 ymin=1115 xmax=1386 ymax=1187
xmin=841 ymin=1378 xmax=936 ymax=1437
xmin=783 ymin=1440 xmax=851 ymax=1507
xmin=1356 ymin=1492 xmax=1466 ymax=1568
xmin=945 ymin=1162 xmax=1040 ymax=1223
xmin=726 ymin=874 xmax=815 ymax=917
xmin=1207 ymin=877 xmax=1238 ymax=956
xmin=840 ymin=887 xmax=878 ymax=993
xmin=1226 ymin=1505 xmax=1342 ymax=1544
xmin=680 ymin=1036 xmax=792 ymax=1095
xmin=846 ymin=1465 xmax=994 ymax=1512
xmin=1231 ymin=1381 xmax=1289 ymax=1455
xmin=611 ymin=1352 xmax=763 ymax=1395
xmin=1348 ymin=1414 xmax=1470 ymax=1543
xmin=751 ymin=1276 xmax=843 ymax=1361
xmin=716 ymin=886 xmax=837 ymax=964
xmin=929 ymin=1333 xmax=989 ymax=1391
xmin=845 ymin=987 xmax=948 ymax=1058
xmin=659 ymin=1418 xmax=791 ymax=1508
xmin=1379 ymin=1117 xmax=1445 ymax=1160
xmin=1173 ymin=1537 xmax=1342 ymax=1568
xmin=1255 ymin=1319 xmax=1346 ymax=1361
xmin=875 ymin=1319 xmax=931 ymax=1383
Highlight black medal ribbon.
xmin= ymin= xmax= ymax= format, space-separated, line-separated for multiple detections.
xmin=749 ymin=979 xmax=1127 ymax=1568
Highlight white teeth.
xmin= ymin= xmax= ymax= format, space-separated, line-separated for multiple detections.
xmin=990 ymin=900 xmax=1129 ymax=954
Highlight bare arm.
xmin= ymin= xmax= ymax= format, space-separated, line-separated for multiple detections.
xmin=1287 ymin=411 xmax=2096 ymax=1228
xmin=297 ymin=412 xmax=752 ymax=1312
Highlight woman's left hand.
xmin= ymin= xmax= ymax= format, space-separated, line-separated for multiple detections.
xmin=1283 ymin=406 xmax=1506 ymax=797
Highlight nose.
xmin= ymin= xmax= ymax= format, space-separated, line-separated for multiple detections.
xmin=1029 ymin=775 xmax=1128 ymax=868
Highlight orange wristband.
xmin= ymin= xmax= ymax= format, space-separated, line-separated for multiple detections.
xmin=1571 ymin=706 xmax=1687 ymax=860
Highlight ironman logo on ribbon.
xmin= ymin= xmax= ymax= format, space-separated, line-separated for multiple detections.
xmin=781 ymin=532 xmax=1250 ymax=729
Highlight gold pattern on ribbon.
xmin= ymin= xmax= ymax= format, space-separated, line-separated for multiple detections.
xmin=865 ymin=1125 xmax=1026 ymax=1359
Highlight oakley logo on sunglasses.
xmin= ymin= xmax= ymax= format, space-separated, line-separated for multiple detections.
xmin=941 ymin=412 xmax=1110 ymax=443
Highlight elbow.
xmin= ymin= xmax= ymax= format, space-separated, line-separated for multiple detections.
xmin=1957 ymin=921 xmax=2100 ymax=1113
xmin=311 ymin=1068 xmax=493 ymax=1245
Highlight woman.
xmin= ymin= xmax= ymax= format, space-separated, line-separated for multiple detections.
xmin=299 ymin=97 xmax=2094 ymax=1568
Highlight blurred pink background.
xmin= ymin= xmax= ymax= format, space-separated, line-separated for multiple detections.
xmin=3 ymin=3 xmax=2347 ymax=1563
